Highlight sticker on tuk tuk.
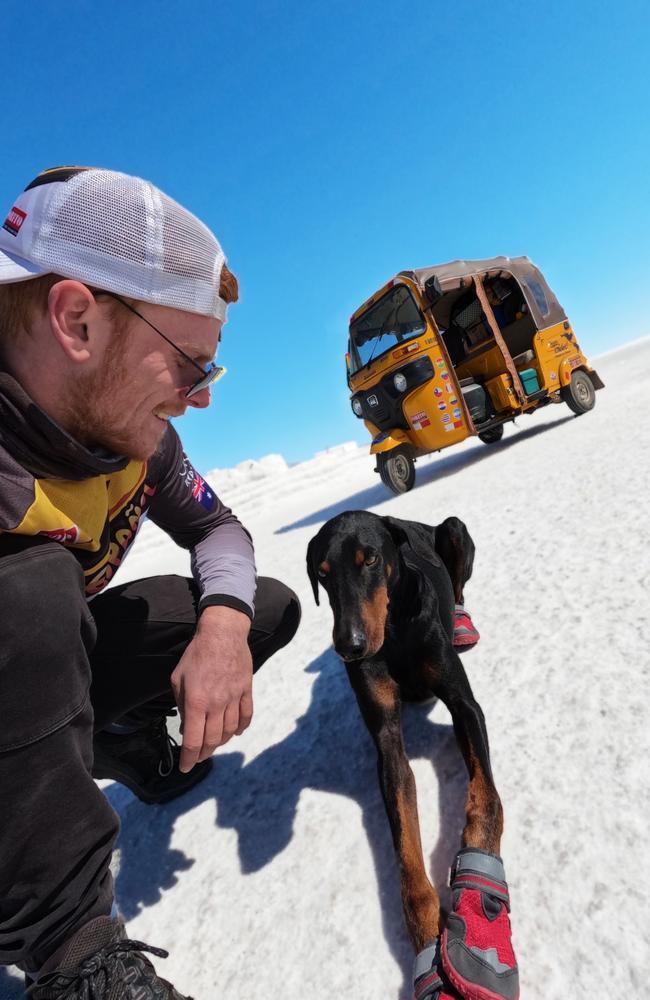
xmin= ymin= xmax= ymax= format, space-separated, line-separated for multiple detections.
xmin=453 ymin=420 xmax=463 ymax=429
xmin=434 ymin=387 xmax=443 ymax=397
xmin=452 ymin=408 xmax=461 ymax=419
xmin=436 ymin=359 xmax=445 ymax=368
xmin=411 ymin=410 xmax=431 ymax=429
xmin=449 ymin=396 xmax=458 ymax=404
xmin=550 ymin=371 xmax=558 ymax=379
xmin=446 ymin=384 xmax=454 ymax=393
xmin=438 ymin=402 xmax=446 ymax=411
xmin=442 ymin=414 xmax=451 ymax=423
xmin=444 ymin=424 xmax=454 ymax=432
xmin=441 ymin=372 xmax=450 ymax=381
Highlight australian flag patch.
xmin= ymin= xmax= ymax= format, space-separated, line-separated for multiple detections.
xmin=191 ymin=471 xmax=215 ymax=510
xmin=179 ymin=453 xmax=216 ymax=511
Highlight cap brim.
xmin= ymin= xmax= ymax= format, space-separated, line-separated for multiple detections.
xmin=0 ymin=248 xmax=47 ymax=283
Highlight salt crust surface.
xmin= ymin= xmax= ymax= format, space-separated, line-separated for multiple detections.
xmin=2 ymin=340 xmax=648 ymax=999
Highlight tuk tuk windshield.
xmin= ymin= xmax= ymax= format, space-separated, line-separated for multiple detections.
xmin=349 ymin=284 xmax=426 ymax=373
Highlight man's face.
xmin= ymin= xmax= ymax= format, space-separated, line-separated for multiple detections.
xmin=69 ymin=301 xmax=223 ymax=460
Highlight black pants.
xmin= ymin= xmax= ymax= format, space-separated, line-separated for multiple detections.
xmin=0 ymin=542 xmax=300 ymax=973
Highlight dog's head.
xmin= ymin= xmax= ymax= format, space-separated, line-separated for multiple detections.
xmin=306 ymin=510 xmax=432 ymax=662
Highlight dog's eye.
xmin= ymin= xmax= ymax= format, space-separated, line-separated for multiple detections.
xmin=364 ymin=555 xmax=378 ymax=567
xmin=317 ymin=568 xmax=328 ymax=579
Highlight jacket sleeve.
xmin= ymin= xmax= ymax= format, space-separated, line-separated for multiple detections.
xmin=145 ymin=425 xmax=257 ymax=619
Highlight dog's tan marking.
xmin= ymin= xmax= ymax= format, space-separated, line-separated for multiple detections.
xmin=319 ymin=560 xmax=330 ymax=575
xmin=355 ymin=549 xmax=365 ymax=567
xmin=463 ymin=749 xmax=503 ymax=854
xmin=395 ymin=786 xmax=440 ymax=948
xmin=372 ymin=675 xmax=398 ymax=710
xmin=360 ymin=584 xmax=389 ymax=655
xmin=386 ymin=562 xmax=393 ymax=578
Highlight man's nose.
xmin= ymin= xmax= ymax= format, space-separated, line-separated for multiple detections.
xmin=183 ymin=385 xmax=212 ymax=409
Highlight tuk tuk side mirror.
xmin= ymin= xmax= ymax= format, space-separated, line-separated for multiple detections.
xmin=345 ymin=351 xmax=352 ymax=388
xmin=424 ymin=275 xmax=443 ymax=306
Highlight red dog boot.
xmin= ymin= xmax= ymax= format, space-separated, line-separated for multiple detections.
xmin=441 ymin=849 xmax=519 ymax=1000
xmin=453 ymin=606 xmax=480 ymax=652
xmin=413 ymin=939 xmax=462 ymax=1000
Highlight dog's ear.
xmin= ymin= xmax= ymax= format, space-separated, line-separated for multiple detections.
xmin=382 ymin=516 xmax=440 ymax=625
xmin=306 ymin=535 xmax=321 ymax=606
xmin=382 ymin=515 xmax=442 ymax=570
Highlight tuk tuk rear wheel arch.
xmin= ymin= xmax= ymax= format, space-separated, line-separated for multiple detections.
xmin=561 ymin=369 xmax=596 ymax=415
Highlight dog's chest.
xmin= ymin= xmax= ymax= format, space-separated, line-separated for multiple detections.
xmin=384 ymin=630 xmax=446 ymax=694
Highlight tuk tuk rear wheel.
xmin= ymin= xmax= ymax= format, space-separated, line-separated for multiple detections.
xmin=478 ymin=425 xmax=504 ymax=444
xmin=562 ymin=370 xmax=596 ymax=415
xmin=377 ymin=446 xmax=415 ymax=495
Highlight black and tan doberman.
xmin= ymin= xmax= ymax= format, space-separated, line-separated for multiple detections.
xmin=307 ymin=511 xmax=518 ymax=1000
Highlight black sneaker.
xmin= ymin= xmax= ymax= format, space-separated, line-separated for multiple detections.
xmin=27 ymin=916 xmax=192 ymax=998
xmin=92 ymin=717 xmax=212 ymax=804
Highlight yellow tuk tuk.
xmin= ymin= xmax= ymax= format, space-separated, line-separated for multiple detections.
xmin=346 ymin=256 xmax=603 ymax=493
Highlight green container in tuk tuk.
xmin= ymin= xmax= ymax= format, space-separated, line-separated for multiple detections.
xmin=518 ymin=368 xmax=540 ymax=394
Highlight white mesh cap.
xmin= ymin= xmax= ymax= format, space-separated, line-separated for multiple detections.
xmin=0 ymin=166 xmax=229 ymax=321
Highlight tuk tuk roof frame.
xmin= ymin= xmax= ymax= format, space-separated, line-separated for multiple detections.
xmin=397 ymin=255 xmax=567 ymax=331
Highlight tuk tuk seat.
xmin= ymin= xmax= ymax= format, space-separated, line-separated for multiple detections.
xmin=497 ymin=316 xmax=536 ymax=358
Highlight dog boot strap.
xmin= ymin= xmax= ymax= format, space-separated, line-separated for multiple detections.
xmin=449 ymin=848 xmax=510 ymax=910
xmin=413 ymin=939 xmax=459 ymax=999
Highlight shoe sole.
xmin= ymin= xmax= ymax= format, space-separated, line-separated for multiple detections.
xmin=453 ymin=638 xmax=479 ymax=652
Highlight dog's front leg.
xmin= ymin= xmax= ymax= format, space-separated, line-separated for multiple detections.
xmin=347 ymin=663 xmax=440 ymax=951
xmin=429 ymin=650 xmax=519 ymax=1000
xmin=430 ymin=650 xmax=503 ymax=853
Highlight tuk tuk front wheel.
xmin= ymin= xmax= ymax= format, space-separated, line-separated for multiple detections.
xmin=478 ymin=425 xmax=504 ymax=444
xmin=377 ymin=446 xmax=415 ymax=495
xmin=561 ymin=370 xmax=596 ymax=415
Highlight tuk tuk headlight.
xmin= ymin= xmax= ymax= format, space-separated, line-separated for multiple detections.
xmin=351 ymin=397 xmax=363 ymax=418
xmin=393 ymin=372 xmax=408 ymax=393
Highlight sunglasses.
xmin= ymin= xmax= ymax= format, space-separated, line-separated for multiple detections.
xmin=92 ymin=289 xmax=227 ymax=398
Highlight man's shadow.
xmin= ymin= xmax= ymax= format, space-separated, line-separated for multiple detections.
xmin=0 ymin=969 xmax=25 ymax=999
xmin=109 ymin=649 xmax=468 ymax=999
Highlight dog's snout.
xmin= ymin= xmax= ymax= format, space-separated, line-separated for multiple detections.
xmin=335 ymin=627 xmax=367 ymax=662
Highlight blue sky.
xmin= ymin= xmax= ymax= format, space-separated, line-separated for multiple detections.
xmin=2 ymin=0 xmax=649 ymax=470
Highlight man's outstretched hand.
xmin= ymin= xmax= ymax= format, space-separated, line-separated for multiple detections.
xmin=171 ymin=605 xmax=253 ymax=773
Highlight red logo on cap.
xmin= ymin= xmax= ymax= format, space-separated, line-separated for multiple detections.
xmin=3 ymin=205 xmax=27 ymax=237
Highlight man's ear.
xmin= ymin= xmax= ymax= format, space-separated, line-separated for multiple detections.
xmin=305 ymin=535 xmax=321 ymax=606
xmin=47 ymin=280 xmax=98 ymax=363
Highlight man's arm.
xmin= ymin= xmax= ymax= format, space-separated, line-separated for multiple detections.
xmin=147 ymin=425 xmax=256 ymax=618
xmin=171 ymin=605 xmax=253 ymax=772
xmin=146 ymin=426 xmax=257 ymax=766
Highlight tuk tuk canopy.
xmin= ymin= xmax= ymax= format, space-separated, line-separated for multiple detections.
xmin=398 ymin=256 xmax=567 ymax=331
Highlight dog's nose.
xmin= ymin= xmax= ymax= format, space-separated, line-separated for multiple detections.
xmin=335 ymin=628 xmax=367 ymax=661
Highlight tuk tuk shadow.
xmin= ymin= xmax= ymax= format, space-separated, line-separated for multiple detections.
xmin=276 ymin=413 xmax=575 ymax=534
xmin=106 ymin=650 xmax=467 ymax=1000
xmin=415 ymin=413 xmax=575 ymax=490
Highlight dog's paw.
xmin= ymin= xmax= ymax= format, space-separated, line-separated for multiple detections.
xmin=452 ymin=606 xmax=480 ymax=652
xmin=441 ymin=849 xmax=519 ymax=1000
